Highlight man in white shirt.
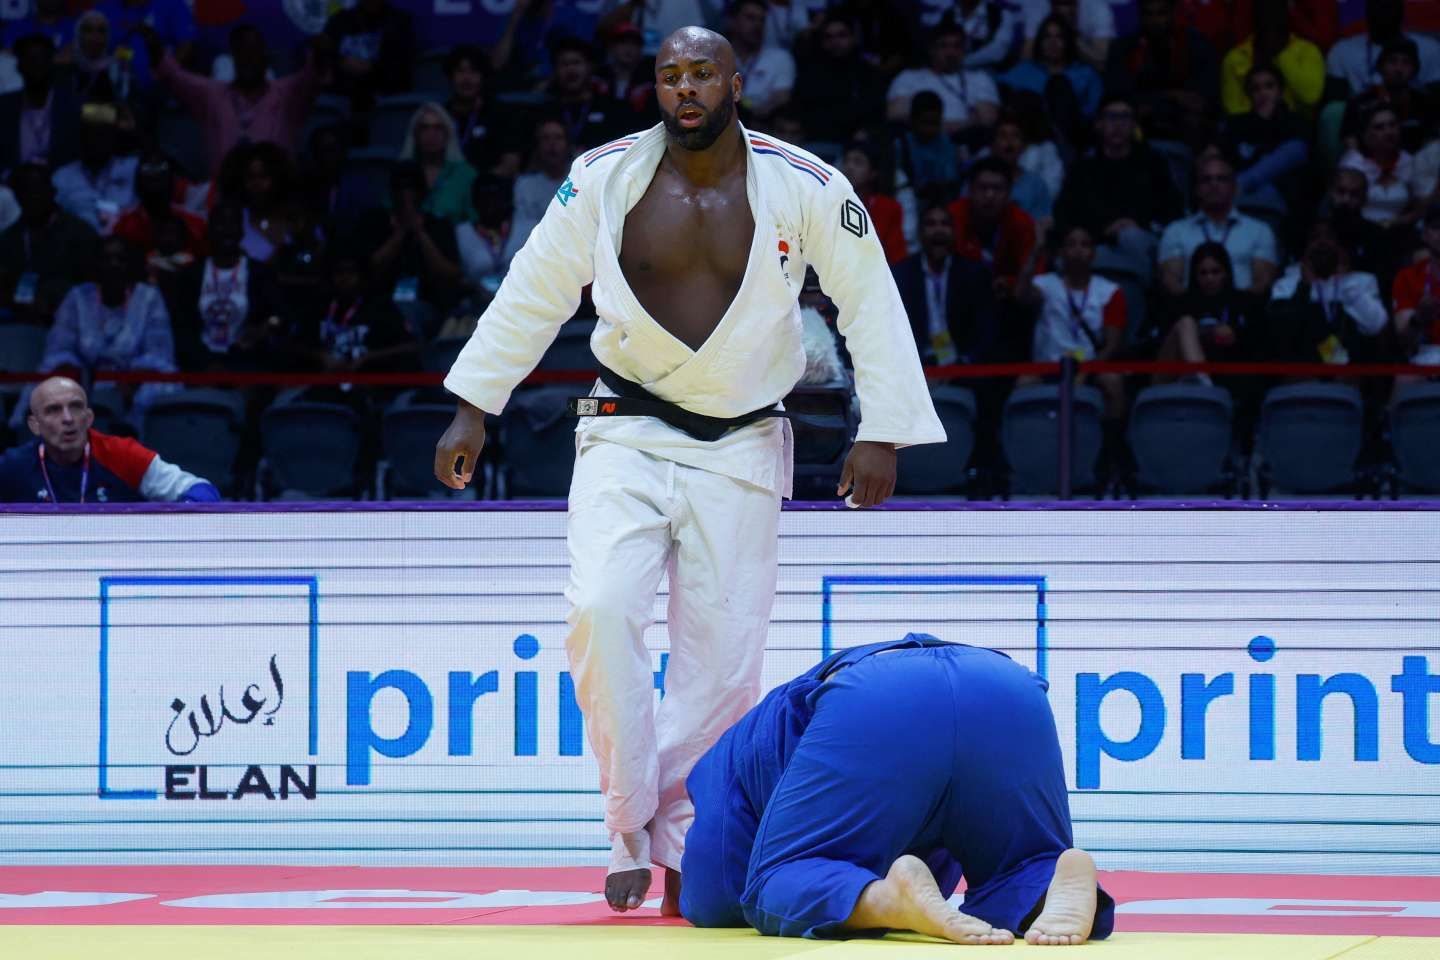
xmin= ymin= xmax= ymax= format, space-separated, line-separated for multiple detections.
xmin=50 ymin=103 xmax=137 ymax=235
xmin=886 ymin=19 xmax=1000 ymax=134
xmin=435 ymin=25 xmax=943 ymax=918
xmin=507 ymin=118 xmax=573 ymax=252
xmin=1269 ymin=219 xmax=1388 ymax=365
xmin=726 ymin=0 xmax=794 ymax=119
xmin=1326 ymin=0 xmax=1440 ymax=94
xmin=1158 ymin=154 xmax=1279 ymax=297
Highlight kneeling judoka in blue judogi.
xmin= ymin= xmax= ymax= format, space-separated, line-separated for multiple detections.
xmin=676 ymin=635 xmax=1116 ymax=945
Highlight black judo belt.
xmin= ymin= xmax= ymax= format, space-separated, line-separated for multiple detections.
xmin=567 ymin=365 xmax=848 ymax=442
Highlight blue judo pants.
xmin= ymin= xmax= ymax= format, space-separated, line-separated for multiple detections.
xmin=696 ymin=644 xmax=1115 ymax=939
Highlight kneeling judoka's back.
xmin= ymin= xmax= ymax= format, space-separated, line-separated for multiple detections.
xmin=678 ymin=634 xmax=1116 ymax=940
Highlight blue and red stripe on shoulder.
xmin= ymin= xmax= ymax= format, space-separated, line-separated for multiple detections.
xmin=748 ymin=136 xmax=831 ymax=186
xmin=583 ymin=136 xmax=639 ymax=166
xmin=88 ymin=428 xmax=156 ymax=491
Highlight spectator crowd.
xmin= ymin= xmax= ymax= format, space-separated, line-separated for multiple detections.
xmin=3 ymin=0 xmax=1440 ymax=500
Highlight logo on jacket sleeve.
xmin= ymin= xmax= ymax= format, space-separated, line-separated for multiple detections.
xmin=841 ymin=198 xmax=869 ymax=238
xmin=556 ymin=177 xmax=579 ymax=207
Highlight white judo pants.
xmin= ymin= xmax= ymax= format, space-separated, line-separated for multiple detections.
xmin=563 ymin=438 xmax=780 ymax=872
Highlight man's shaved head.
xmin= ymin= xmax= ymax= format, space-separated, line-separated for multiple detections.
xmin=28 ymin=376 xmax=93 ymax=461
xmin=657 ymin=26 xmax=736 ymax=78
xmin=654 ymin=27 xmax=742 ymax=151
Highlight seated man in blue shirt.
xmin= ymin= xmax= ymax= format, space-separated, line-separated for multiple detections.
xmin=0 ymin=376 xmax=220 ymax=503
xmin=676 ymin=635 xmax=1114 ymax=945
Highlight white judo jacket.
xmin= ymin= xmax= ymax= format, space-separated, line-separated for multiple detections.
xmin=444 ymin=123 xmax=946 ymax=497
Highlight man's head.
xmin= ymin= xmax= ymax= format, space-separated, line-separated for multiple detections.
xmin=208 ymin=199 xmax=245 ymax=259
xmin=604 ymin=20 xmax=643 ymax=71
xmin=134 ymin=151 xmax=175 ymax=208
xmin=444 ymin=44 xmax=486 ymax=102
xmin=388 ymin=160 xmax=426 ymax=211
xmin=97 ymin=234 xmax=137 ymax=293
xmin=1366 ymin=0 xmax=1405 ymax=40
xmin=76 ymin=11 xmax=109 ymax=62
xmin=909 ymin=90 xmax=944 ymax=140
xmin=1139 ymin=0 xmax=1174 ymax=40
xmin=990 ymin=115 xmax=1027 ymax=166
xmin=27 ymin=377 xmax=93 ymax=457
xmin=1378 ymin=37 xmax=1419 ymax=90
xmin=78 ymin=103 xmax=120 ymax=169
xmin=14 ymin=33 xmax=55 ymax=92
xmin=817 ymin=13 xmax=857 ymax=60
xmin=1095 ymin=94 xmax=1137 ymax=156
xmin=1253 ymin=0 xmax=1291 ymax=53
xmin=841 ymin=142 xmax=881 ymax=193
xmin=472 ymin=173 xmax=514 ymax=229
xmin=1304 ymin=220 xmax=1344 ymax=277
xmin=228 ymin=24 xmax=269 ymax=88
xmin=328 ymin=245 xmax=366 ymax=301
xmin=725 ymin=0 xmax=768 ymax=50
xmin=1056 ymin=223 xmax=1096 ymax=273
xmin=968 ymin=156 xmax=1013 ymax=223
xmin=927 ymin=20 xmax=966 ymax=74
xmin=1330 ymin=167 xmax=1369 ymax=215
xmin=551 ymin=36 xmax=596 ymax=98
xmin=307 ymin=125 xmax=348 ymax=180
xmin=1421 ymin=202 xmax=1440 ymax=255
xmin=532 ymin=118 xmax=572 ymax=176
xmin=11 ymin=162 xmax=56 ymax=226
xmin=919 ymin=201 xmax=955 ymax=257
xmin=1195 ymin=154 xmax=1237 ymax=216
xmin=655 ymin=27 xmax=741 ymax=152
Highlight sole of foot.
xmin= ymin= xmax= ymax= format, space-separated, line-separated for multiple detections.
xmin=1024 ymin=848 xmax=1098 ymax=946
xmin=604 ymin=866 xmax=652 ymax=912
xmin=888 ymin=854 xmax=1014 ymax=945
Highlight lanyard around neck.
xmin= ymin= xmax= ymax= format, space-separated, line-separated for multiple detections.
xmin=38 ymin=441 xmax=90 ymax=504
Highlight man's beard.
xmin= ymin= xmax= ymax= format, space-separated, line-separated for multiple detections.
xmin=661 ymin=95 xmax=734 ymax=151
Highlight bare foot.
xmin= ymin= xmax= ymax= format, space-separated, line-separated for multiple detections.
xmin=660 ymin=867 xmax=682 ymax=917
xmin=1025 ymin=848 xmax=1097 ymax=945
xmin=847 ymin=855 xmax=1014 ymax=945
xmin=605 ymin=867 xmax=651 ymax=912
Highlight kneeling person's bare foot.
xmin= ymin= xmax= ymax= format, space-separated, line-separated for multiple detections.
xmin=605 ymin=867 xmax=652 ymax=912
xmin=660 ymin=867 xmax=682 ymax=917
xmin=847 ymin=854 xmax=1014 ymax=945
xmin=1025 ymin=848 xmax=1098 ymax=945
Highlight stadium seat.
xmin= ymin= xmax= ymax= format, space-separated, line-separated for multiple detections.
xmin=1001 ymin=383 xmax=1105 ymax=496
xmin=1148 ymin=139 xmax=1195 ymax=209
xmin=0 ymin=324 xmax=48 ymax=402
xmin=536 ymin=318 xmax=598 ymax=371
xmin=1390 ymin=382 xmax=1440 ymax=493
xmin=422 ymin=336 xmax=468 ymax=373
xmin=1256 ymin=382 xmax=1363 ymax=495
xmin=896 ymin=384 xmax=976 ymax=494
xmin=141 ymin=389 xmax=246 ymax=495
xmin=258 ymin=402 xmax=362 ymax=499
xmin=788 ymin=381 xmax=857 ymax=497
xmin=87 ymin=385 xmax=128 ymax=433
xmin=368 ymin=94 xmax=437 ymax=152
xmin=156 ymin=108 xmax=208 ymax=181
xmin=380 ymin=399 xmax=469 ymax=499
xmin=1128 ymin=383 xmax=1234 ymax=495
xmin=412 ymin=50 xmax=451 ymax=95
xmin=498 ymin=385 xmax=579 ymax=498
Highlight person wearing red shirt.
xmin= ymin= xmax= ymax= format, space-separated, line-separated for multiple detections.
xmin=1391 ymin=201 xmax=1440 ymax=370
xmin=948 ymin=156 xmax=1038 ymax=294
xmin=111 ymin=152 xmax=207 ymax=260
xmin=1179 ymin=0 xmax=1338 ymax=51
xmin=840 ymin=141 xmax=907 ymax=265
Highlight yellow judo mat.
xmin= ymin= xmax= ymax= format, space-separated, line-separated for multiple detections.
xmin=2 ymin=926 xmax=1436 ymax=959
